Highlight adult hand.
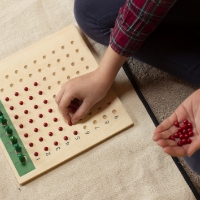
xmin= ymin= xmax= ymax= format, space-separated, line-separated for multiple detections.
xmin=153 ymin=89 xmax=200 ymax=157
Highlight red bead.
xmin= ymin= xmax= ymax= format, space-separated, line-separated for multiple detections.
xmin=188 ymin=128 xmax=192 ymax=132
xmin=177 ymin=141 xmax=182 ymax=146
xmin=15 ymin=92 xmax=19 ymax=96
xmin=183 ymin=119 xmax=188 ymax=124
xmin=58 ymin=127 xmax=63 ymax=131
xmin=29 ymin=96 xmax=33 ymax=100
xmin=19 ymin=124 xmax=23 ymax=128
xmin=181 ymin=138 xmax=187 ymax=145
xmin=29 ymin=143 xmax=33 ymax=147
xmin=183 ymin=124 xmax=188 ymax=130
xmin=44 ymin=147 xmax=48 ymax=151
xmin=188 ymin=131 xmax=194 ymax=137
xmin=34 ymin=152 xmax=38 ymax=156
xmin=34 ymin=105 xmax=38 ymax=109
xmin=34 ymin=82 xmax=38 ymax=86
xmin=24 ymin=87 xmax=28 ymax=91
xmin=38 ymin=91 xmax=43 ymax=95
xmin=5 ymin=97 xmax=9 ymax=101
xmin=179 ymin=134 xmax=185 ymax=140
xmin=174 ymin=133 xmax=179 ymax=138
xmin=24 ymin=133 xmax=28 ymax=138
xmin=43 ymin=122 xmax=48 ymax=127
xmin=53 ymin=118 xmax=58 ymax=122
xmin=64 ymin=136 xmax=68 ymax=140
xmin=29 ymin=119 xmax=33 ymax=123
xmin=187 ymin=123 xmax=192 ymax=128
xmin=182 ymin=129 xmax=188 ymax=134
xmin=39 ymin=137 xmax=43 ymax=142
xmin=48 ymin=108 xmax=53 ymax=113
xmin=10 ymin=106 xmax=14 ymax=110
xmin=49 ymin=132 xmax=53 ymax=136
xmin=68 ymin=121 xmax=72 ymax=126
xmin=34 ymin=128 xmax=38 ymax=132
xmin=39 ymin=114 xmax=43 ymax=118
xmin=184 ymin=134 xmax=189 ymax=139
xmin=54 ymin=141 xmax=58 ymax=146
xmin=174 ymin=121 xmax=179 ymax=127
xmin=24 ymin=110 xmax=28 ymax=114
xmin=187 ymin=138 xmax=192 ymax=144
xmin=178 ymin=127 xmax=183 ymax=132
xmin=43 ymin=99 xmax=48 ymax=104
xmin=73 ymin=131 xmax=78 ymax=135
xmin=169 ymin=135 xmax=175 ymax=141
xmin=14 ymin=115 xmax=18 ymax=119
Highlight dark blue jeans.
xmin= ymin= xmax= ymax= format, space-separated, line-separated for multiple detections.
xmin=74 ymin=0 xmax=200 ymax=175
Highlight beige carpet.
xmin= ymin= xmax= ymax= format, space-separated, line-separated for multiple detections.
xmin=0 ymin=0 xmax=199 ymax=199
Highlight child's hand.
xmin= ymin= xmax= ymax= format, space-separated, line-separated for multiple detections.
xmin=153 ymin=89 xmax=200 ymax=157
xmin=55 ymin=69 xmax=110 ymax=124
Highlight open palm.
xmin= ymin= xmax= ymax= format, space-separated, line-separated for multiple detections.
xmin=153 ymin=89 xmax=200 ymax=157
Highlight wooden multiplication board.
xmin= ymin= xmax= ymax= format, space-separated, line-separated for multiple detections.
xmin=0 ymin=25 xmax=133 ymax=184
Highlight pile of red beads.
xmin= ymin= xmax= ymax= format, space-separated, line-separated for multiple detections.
xmin=169 ymin=119 xmax=194 ymax=146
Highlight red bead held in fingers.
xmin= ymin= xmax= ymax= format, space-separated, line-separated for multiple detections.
xmin=188 ymin=128 xmax=192 ymax=132
xmin=188 ymin=131 xmax=194 ymax=137
xmin=43 ymin=122 xmax=48 ymax=127
xmin=183 ymin=119 xmax=188 ymax=124
xmin=14 ymin=115 xmax=19 ymax=119
xmin=187 ymin=138 xmax=192 ymax=144
xmin=24 ymin=87 xmax=28 ymax=91
xmin=48 ymin=108 xmax=53 ymax=113
xmin=39 ymin=137 xmax=43 ymax=142
xmin=177 ymin=141 xmax=183 ymax=146
xmin=174 ymin=133 xmax=179 ymax=138
xmin=68 ymin=121 xmax=72 ymax=126
xmin=19 ymin=124 xmax=23 ymax=129
xmin=34 ymin=152 xmax=38 ymax=157
xmin=54 ymin=141 xmax=58 ymax=146
xmin=187 ymin=123 xmax=192 ymax=128
xmin=29 ymin=96 xmax=33 ymax=100
xmin=184 ymin=134 xmax=189 ymax=139
xmin=19 ymin=101 xmax=23 ymax=105
xmin=43 ymin=99 xmax=48 ymax=104
xmin=179 ymin=134 xmax=185 ymax=140
xmin=44 ymin=147 xmax=48 ymax=151
xmin=169 ymin=135 xmax=175 ymax=141
xmin=182 ymin=129 xmax=188 ymax=134
xmin=178 ymin=127 xmax=183 ymax=132
xmin=174 ymin=121 xmax=179 ymax=127
xmin=29 ymin=143 xmax=33 ymax=147
xmin=182 ymin=124 xmax=188 ymax=130
xmin=14 ymin=92 xmax=19 ymax=96
xmin=49 ymin=132 xmax=53 ymax=136
xmin=34 ymin=128 xmax=38 ymax=132
xmin=64 ymin=136 xmax=68 ymax=140
xmin=24 ymin=133 xmax=28 ymax=138
xmin=181 ymin=138 xmax=187 ymax=145
xmin=34 ymin=105 xmax=38 ymax=109
xmin=10 ymin=106 xmax=14 ymax=110
xmin=5 ymin=97 xmax=9 ymax=101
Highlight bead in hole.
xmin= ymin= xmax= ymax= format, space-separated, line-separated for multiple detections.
xmin=103 ymin=115 xmax=107 ymax=119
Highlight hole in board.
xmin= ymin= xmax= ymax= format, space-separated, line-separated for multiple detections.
xmin=83 ymin=125 xmax=87 ymax=130
xmin=47 ymin=64 xmax=51 ymax=67
xmin=66 ymin=54 xmax=69 ymax=58
xmin=70 ymin=41 xmax=74 ymax=44
xmin=71 ymin=62 xmax=74 ymax=66
xmin=75 ymin=49 xmax=79 ymax=53
xmin=76 ymin=71 xmax=79 ymax=75
xmin=52 ymin=51 xmax=55 ymax=54
xmin=86 ymin=66 xmax=89 ymax=70
xmin=15 ymin=70 xmax=18 ymax=74
xmin=80 ymin=57 xmax=84 ymax=61
xmin=43 ymin=77 xmax=46 ymax=81
xmin=61 ymin=46 xmax=65 ymax=49
xmin=19 ymin=79 xmax=23 ymax=82
xmin=29 ymin=74 xmax=32 ymax=77
xmin=53 ymin=94 xmax=56 ymax=98
xmin=52 ymin=72 xmax=56 ymax=76
xmin=112 ymin=110 xmax=117 ymax=114
xmin=48 ymin=86 xmax=51 ymax=90
xmin=57 ymin=59 xmax=60 ymax=63
xmin=57 ymin=81 xmax=61 ymax=85
xmin=93 ymin=120 xmax=97 ymax=124
xmin=103 ymin=115 xmax=107 ymax=119
xmin=33 ymin=60 xmax=37 ymax=64
xmin=5 ymin=75 xmax=9 ymax=79
xmin=67 ymin=76 xmax=70 ymax=80
xmin=62 ymin=67 xmax=65 ymax=71
xmin=10 ymin=83 xmax=13 ymax=87
xmin=0 ymin=88 xmax=4 ymax=92
xmin=38 ymin=69 xmax=42 ymax=73
xmin=24 ymin=65 xmax=28 ymax=69
xmin=43 ymin=55 xmax=46 ymax=59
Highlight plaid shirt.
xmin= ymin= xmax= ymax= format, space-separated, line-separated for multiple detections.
xmin=110 ymin=0 xmax=178 ymax=57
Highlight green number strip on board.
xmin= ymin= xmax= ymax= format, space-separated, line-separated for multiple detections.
xmin=0 ymin=101 xmax=35 ymax=176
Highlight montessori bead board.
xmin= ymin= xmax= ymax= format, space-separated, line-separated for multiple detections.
xmin=0 ymin=25 xmax=133 ymax=184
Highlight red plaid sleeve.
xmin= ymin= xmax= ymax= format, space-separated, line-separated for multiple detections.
xmin=109 ymin=0 xmax=178 ymax=57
